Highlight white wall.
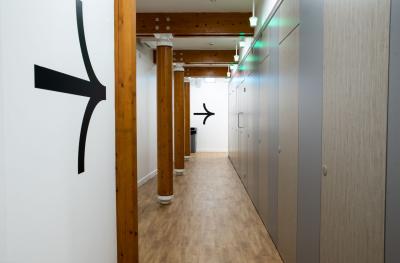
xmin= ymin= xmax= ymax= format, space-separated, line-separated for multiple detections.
xmin=0 ymin=2 xmax=6 ymax=256
xmin=0 ymin=0 xmax=116 ymax=262
xmin=190 ymin=78 xmax=229 ymax=152
xmin=136 ymin=43 xmax=157 ymax=185
xmin=255 ymin=0 xmax=280 ymax=34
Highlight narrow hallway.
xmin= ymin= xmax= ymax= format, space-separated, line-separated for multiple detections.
xmin=138 ymin=153 xmax=282 ymax=263
xmin=1 ymin=0 xmax=399 ymax=262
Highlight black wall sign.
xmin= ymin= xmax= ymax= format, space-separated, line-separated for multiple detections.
xmin=34 ymin=0 xmax=106 ymax=174
xmin=194 ymin=103 xmax=215 ymax=125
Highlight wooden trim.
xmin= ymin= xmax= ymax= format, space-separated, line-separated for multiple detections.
xmin=137 ymin=13 xmax=253 ymax=36
xmin=184 ymin=67 xmax=228 ymax=78
xmin=115 ymin=0 xmax=138 ymax=262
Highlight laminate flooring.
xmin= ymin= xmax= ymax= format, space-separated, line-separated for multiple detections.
xmin=138 ymin=152 xmax=282 ymax=263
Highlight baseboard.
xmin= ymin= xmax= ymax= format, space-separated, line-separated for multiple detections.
xmin=196 ymin=149 xmax=228 ymax=153
xmin=138 ymin=169 xmax=158 ymax=187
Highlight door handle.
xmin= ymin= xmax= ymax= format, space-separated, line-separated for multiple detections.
xmin=238 ymin=112 xmax=244 ymax=128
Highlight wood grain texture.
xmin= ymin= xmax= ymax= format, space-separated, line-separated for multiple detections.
xmin=321 ymin=0 xmax=390 ymax=262
xmin=115 ymin=0 xmax=138 ymax=261
xmin=138 ymin=153 xmax=282 ymax=263
xmin=137 ymin=13 xmax=253 ymax=36
xmin=184 ymin=82 xmax=191 ymax=157
xmin=174 ymin=70 xmax=185 ymax=170
xmin=153 ymin=50 xmax=236 ymax=65
xmin=173 ymin=50 xmax=235 ymax=64
xmin=157 ymin=46 xmax=174 ymax=197
xmin=184 ymin=67 xmax=228 ymax=78
xmin=278 ymin=26 xmax=299 ymax=263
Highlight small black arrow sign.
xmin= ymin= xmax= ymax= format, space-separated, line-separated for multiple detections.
xmin=194 ymin=103 xmax=215 ymax=125
xmin=34 ymin=0 xmax=106 ymax=174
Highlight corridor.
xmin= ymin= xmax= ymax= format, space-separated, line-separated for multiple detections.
xmin=1 ymin=0 xmax=400 ymax=262
xmin=138 ymin=153 xmax=282 ymax=263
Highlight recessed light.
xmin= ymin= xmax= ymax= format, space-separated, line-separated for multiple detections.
xmin=209 ymin=42 xmax=215 ymax=46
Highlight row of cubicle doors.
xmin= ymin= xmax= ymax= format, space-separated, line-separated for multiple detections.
xmin=228 ymin=0 xmax=390 ymax=262
xmin=228 ymin=7 xmax=300 ymax=261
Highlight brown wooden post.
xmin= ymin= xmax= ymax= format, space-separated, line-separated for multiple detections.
xmin=115 ymin=0 xmax=138 ymax=261
xmin=156 ymin=34 xmax=174 ymax=204
xmin=173 ymin=64 xmax=185 ymax=175
xmin=184 ymin=78 xmax=191 ymax=160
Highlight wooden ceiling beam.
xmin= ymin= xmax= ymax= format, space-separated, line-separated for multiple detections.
xmin=174 ymin=50 xmax=235 ymax=64
xmin=137 ymin=13 xmax=254 ymax=36
xmin=153 ymin=50 xmax=236 ymax=64
xmin=184 ymin=67 xmax=228 ymax=78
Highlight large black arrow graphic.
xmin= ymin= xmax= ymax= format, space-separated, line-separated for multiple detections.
xmin=194 ymin=103 xmax=215 ymax=125
xmin=34 ymin=0 xmax=106 ymax=174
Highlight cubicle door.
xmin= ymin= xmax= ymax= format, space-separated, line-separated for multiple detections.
xmin=277 ymin=26 xmax=299 ymax=263
xmin=238 ymin=81 xmax=248 ymax=188
xmin=228 ymin=81 xmax=238 ymax=170
xmin=320 ymin=0 xmax=389 ymax=262
xmin=246 ymin=69 xmax=260 ymax=208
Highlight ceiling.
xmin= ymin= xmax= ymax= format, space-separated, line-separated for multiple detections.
xmin=137 ymin=0 xmax=252 ymax=13
xmin=137 ymin=0 xmax=253 ymax=68
xmin=140 ymin=37 xmax=238 ymax=50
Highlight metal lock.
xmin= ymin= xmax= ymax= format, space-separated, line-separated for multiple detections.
xmin=322 ymin=165 xmax=328 ymax=177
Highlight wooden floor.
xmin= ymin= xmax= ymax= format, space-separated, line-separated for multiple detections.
xmin=138 ymin=152 xmax=282 ymax=263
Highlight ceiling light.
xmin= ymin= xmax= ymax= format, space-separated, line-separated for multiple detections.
xmin=209 ymin=42 xmax=215 ymax=46
xmin=227 ymin=66 xmax=231 ymax=78
xmin=234 ymin=41 xmax=240 ymax=62
xmin=249 ymin=0 xmax=258 ymax=28
xmin=249 ymin=16 xmax=258 ymax=27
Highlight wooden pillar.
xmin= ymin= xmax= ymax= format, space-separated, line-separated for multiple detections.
xmin=184 ymin=78 xmax=191 ymax=159
xmin=115 ymin=0 xmax=138 ymax=261
xmin=156 ymin=34 xmax=174 ymax=204
xmin=174 ymin=64 xmax=185 ymax=175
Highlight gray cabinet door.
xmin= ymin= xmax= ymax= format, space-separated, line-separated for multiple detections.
xmin=238 ymin=81 xmax=248 ymax=187
xmin=229 ymin=78 xmax=240 ymax=171
xmin=258 ymin=56 xmax=271 ymax=230
xmin=257 ymin=21 xmax=280 ymax=243
xmin=277 ymin=26 xmax=299 ymax=263
xmin=320 ymin=0 xmax=390 ymax=262
xmin=246 ymin=70 xmax=260 ymax=208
